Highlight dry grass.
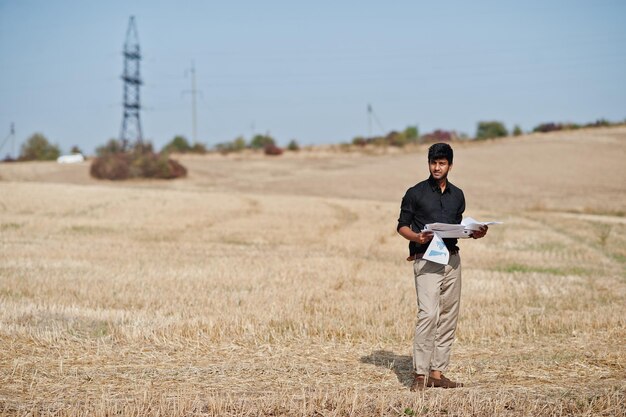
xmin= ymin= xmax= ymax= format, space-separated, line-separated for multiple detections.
xmin=0 ymin=127 xmax=625 ymax=416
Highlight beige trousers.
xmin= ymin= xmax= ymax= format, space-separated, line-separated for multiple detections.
xmin=412 ymin=253 xmax=462 ymax=375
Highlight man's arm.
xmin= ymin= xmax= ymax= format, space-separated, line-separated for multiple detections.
xmin=397 ymin=226 xmax=434 ymax=245
xmin=397 ymin=187 xmax=433 ymax=245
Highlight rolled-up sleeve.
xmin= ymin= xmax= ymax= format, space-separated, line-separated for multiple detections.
xmin=455 ymin=191 xmax=465 ymax=224
xmin=397 ymin=191 xmax=414 ymax=231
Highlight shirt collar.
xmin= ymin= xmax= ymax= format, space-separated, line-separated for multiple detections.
xmin=428 ymin=175 xmax=450 ymax=194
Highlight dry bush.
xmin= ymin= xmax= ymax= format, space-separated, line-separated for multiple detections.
xmin=264 ymin=143 xmax=284 ymax=156
xmin=421 ymin=129 xmax=456 ymax=142
xmin=90 ymin=150 xmax=186 ymax=180
xmin=89 ymin=152 xmax=130 ymax=180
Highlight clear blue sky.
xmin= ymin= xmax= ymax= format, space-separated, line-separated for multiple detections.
xmin=1 ymin=0 xmax=625 ymax=155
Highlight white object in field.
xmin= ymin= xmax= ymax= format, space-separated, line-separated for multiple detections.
xmin=57 ymin=154 xmax=85 ymax=164
xmin=422 ymin=217 xmax=502 ymax=265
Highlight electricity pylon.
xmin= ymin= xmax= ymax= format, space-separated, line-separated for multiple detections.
xmin=119 ymin=16 xmax=143 ymax=149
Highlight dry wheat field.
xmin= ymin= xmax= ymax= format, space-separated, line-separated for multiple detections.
xmin=1 ymin=127 xmax=625 ymax=416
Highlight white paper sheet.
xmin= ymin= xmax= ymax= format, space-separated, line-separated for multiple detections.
xmin=421 ymin=217 xmax=502 ymax=265
xmin=461 ymin=217 xmax=503 ymax=231
xmin=424 ymin=223 xmax=472 ymax=238
xmin=423 ymin=233 xmax=450 ymax=264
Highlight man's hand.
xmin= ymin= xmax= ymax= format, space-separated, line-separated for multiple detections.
xmin=471 ymin=225 xmax=488 ymax=239
xmin=397 ymin=226 xmax=434 ymax=244
xmin=416 ymin=231 xmax=434 ymax=244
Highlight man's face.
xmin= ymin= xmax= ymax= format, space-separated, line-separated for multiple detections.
xmin=429 ymin=158 xmax=451 ymax=181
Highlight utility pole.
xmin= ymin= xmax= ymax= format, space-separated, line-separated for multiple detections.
xmin=183 ymin=61 xmax=199 ymax=143
xmin=190 ymin=62 xmax=197 ymax=144
xmin=367 ymin=103 xmax=372 ymax=137
xmin=0 ymin=123 xmax=16 ymax=160
xmin=10 ymin=123 xmax=15 ymax=159
xmin=119 ymin=16 xmax=143 ymax=150
xmin=366 ymin=103 xmax=385 ymax=136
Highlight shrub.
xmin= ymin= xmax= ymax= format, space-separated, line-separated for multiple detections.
xmin=512 ymin=125 xmax=523 ymax=136
xmin=215 ymin=137 xmax=246 ymax=155
xmin=215 ymin=142 xmax=234 ymax=155
xmin=585 ymin=119 xmax=611 ymax=128
xmin=264 ymin=143 xmax=283 ymax=156
xmin=533 ymin=122 xmax=562 ymax=133
xmin=162 ymin=135 xmax=191 ymax=153
xmin=190 ymin=142 xmax=207 ymax=154
xmin=90 ymin=153 xmax=131 ymax=180
xmin=90 ymin=142 xmax=186 ymax=180
xmin=162 ymin=136 xmax=208 ymax=154
xmin=371 ymin=136 xmax=388 ymax=146
xmin=352 ymin=137 xmax=366 ymax=147
xmin=250 ymin=134 xmax=275 ymax=149
xmin=421 ymin=129 xmax=454 ymax=142
xmin=386 ymin=131 xmax=408 ymax=147
xmin=96 ymin=138 xmax=125 ymax=157
xmin=351 ymin=129 xmax=419 ymax=147
xmin=287 ymin=139 xmax=300 ymax=151
xmin=404 ymin=125 xmax=419 ymax=141
xmin=533 ymin=119 xmax=615 ymax=134
xmin=232 ymin=136 xmax=247 ymax=152
xmin=19 ymin=133 xmax=60 ymax=161
xmin=476 ymin=121 xmax=508 ymax=140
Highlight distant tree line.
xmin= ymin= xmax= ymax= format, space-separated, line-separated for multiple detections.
xmin=213 ymin=134 xmax=300 ymax=155
xmin=5 ymin=116 xmax=624 ymax=164
xmin=352 ymin=125 xmax=421 ymax=147
xmin=531 ymin=119 xmax=613 ymax=133
xmin=158 ymin=133 xmax=300 ymax=156
xmin=160 ymin=135 xmax=207 ymax=154
xmin=348 ymin=118 xmax=625 ymax=146
xmin=474 ymin=118 xmax=620 ymax=140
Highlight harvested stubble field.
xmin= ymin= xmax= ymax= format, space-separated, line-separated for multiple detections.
xmin=0 ymin=127 xmax=625 ymax=416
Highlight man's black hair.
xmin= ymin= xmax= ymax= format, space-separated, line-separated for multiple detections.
xmin=428 ymin=143 xmax=453 ymax=164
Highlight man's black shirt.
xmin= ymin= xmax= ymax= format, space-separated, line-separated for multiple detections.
xmin=397 ymin=176 xmax=466 ymax=256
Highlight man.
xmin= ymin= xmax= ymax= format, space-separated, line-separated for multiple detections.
xmin=397 ymin=143 xmax=487 ymax=391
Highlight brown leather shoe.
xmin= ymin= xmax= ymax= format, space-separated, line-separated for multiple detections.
xmin=428 ymin=374 xmax=463 ymax=388
xmin=410 ymin=374 xmax=428 ymax=391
